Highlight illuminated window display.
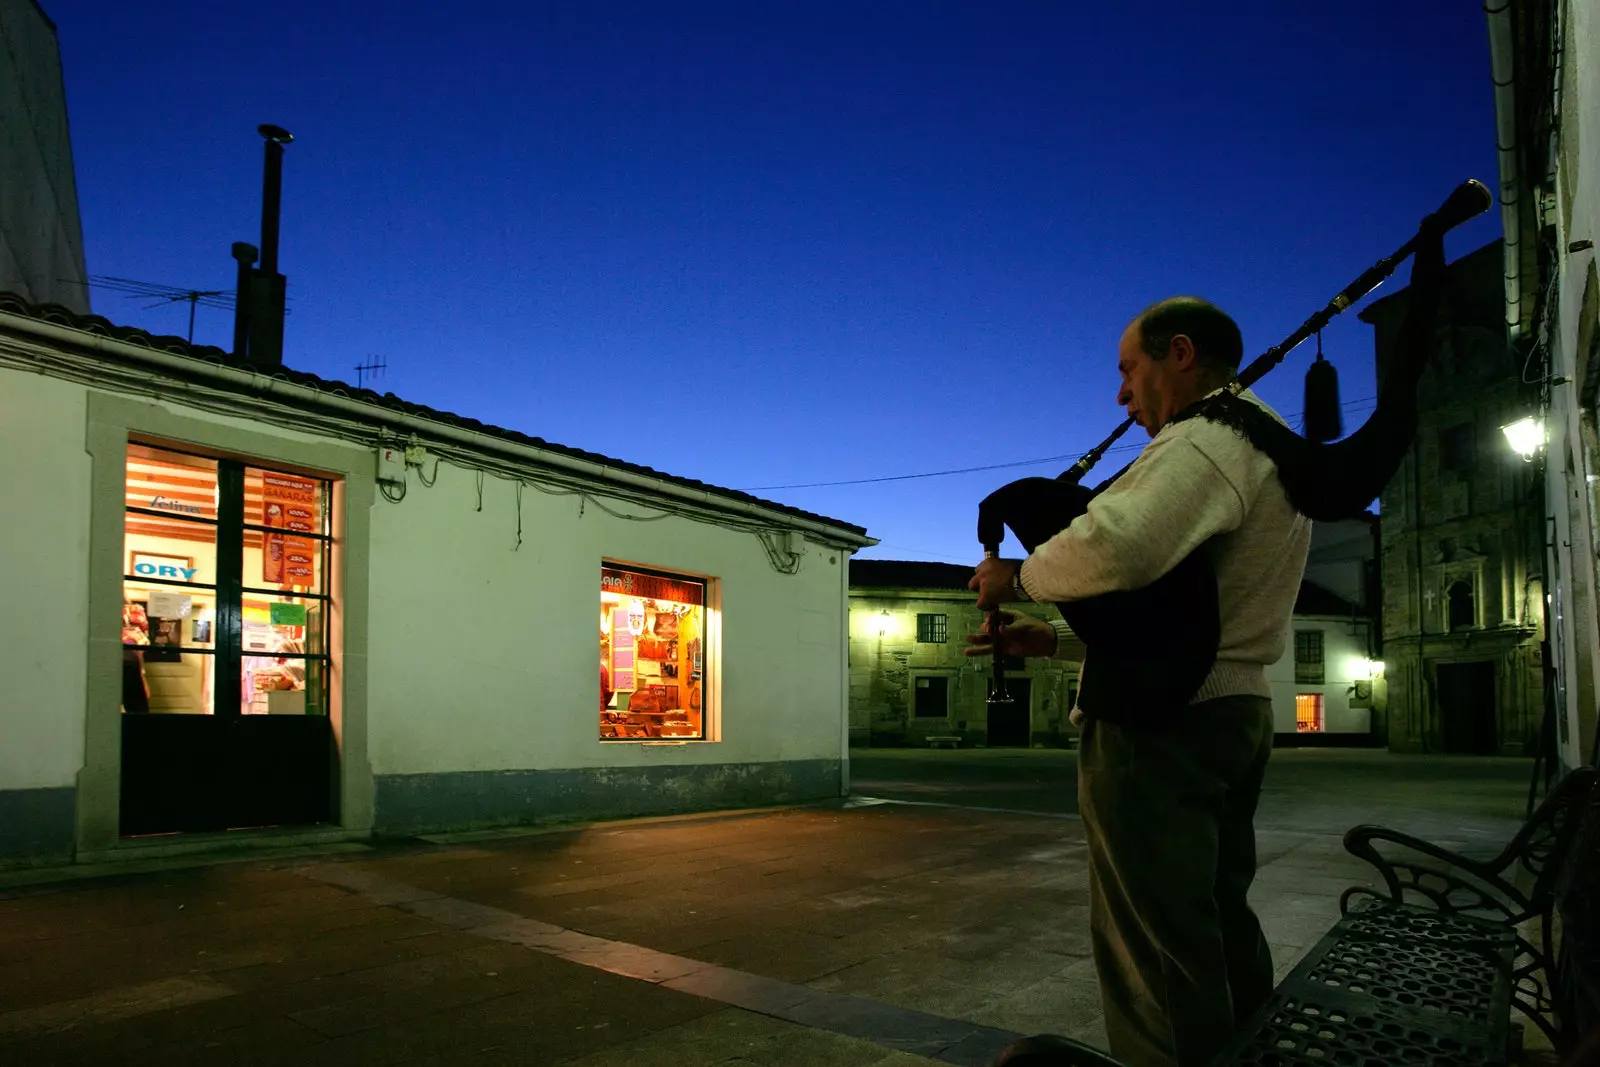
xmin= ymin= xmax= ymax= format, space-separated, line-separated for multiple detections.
xmin=121 ymin=443 xmax=334 ymax=717
xmin=599 ymin=565 xmax=706 ymax=740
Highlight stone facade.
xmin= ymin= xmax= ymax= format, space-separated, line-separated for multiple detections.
xmin=847 ymin=561 xmax=1084 ymax=748
xmin=1359 ymin=241 xmax=1547 ymax=754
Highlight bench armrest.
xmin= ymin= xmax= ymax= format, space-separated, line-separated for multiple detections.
xmin=1340 ymin=823 xmax=1530 ymax=922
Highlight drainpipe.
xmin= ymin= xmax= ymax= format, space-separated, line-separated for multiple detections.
xmin=1485 ymin=0 xmax=1525 ymax=340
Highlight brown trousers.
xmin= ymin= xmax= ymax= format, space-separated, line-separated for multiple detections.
xmin=1077 ymin=694 xmax=1276 ymax=1067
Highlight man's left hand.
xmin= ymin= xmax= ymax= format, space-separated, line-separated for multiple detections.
xmin=969 ymin=557 xmax=1024 ymax=611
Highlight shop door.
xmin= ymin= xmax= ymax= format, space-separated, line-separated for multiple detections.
xmin=119 ymin=445 xmax=335 ymax=835
xmin=987 ymin=678 xmax=1032 ymax=747
xmin=1435 ymin=661 xmax=1498 ymax=755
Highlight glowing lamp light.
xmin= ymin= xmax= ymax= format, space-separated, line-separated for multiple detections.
xmin=1350 ymin=658 xmax=1384 ymax=681
xmin=878 ymin=610 xmax=892 ymax=637
xmin=1501 ymin=416 xmax=1544 ymax=460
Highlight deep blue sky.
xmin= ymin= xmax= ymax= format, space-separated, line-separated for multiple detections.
xmin=53 ymin=1 xmax=1500 ymax=564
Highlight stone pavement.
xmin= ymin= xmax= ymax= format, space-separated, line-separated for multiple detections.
xmin=0 ymin=750 xmax=1540 ymax=1066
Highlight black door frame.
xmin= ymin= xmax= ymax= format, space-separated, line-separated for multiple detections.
xmin=119 ymin=446 xmax=336 ymax=835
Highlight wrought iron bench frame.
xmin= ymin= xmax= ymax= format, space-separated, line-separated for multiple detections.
xmin=987 ymin=767 xmax=1599 ymax=1066
xmin=1338 ymin=765 xmax=1598 ymax=1052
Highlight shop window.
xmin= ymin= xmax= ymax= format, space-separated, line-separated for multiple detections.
xmin=1294 ymin=630 xmax=1324 ymax=685
xmin=600 ymin=565 xmax=707 ymax=741
xmin=121 ymin=444 xmax=333 ymax=717
xmin=914 ymin=676 xmax=949 ymax=717
xmin=916 ymin=613 xmax=948 ymax=643
xmin=1295 ymin=694 xmax=1324 ymax=732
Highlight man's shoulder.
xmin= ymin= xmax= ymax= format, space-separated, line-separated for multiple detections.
xmin=1158 ymin=389 xmax=1287 ymax=480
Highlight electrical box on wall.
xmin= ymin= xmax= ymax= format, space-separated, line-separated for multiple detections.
xmin=376 ymin=444 xmax=406 ymax=488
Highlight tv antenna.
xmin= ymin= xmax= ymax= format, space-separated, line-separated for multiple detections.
xmin=355 ymin=354 xmax=387 ymax=390
xmin=83 ymin=276 xmax=236 ymax=343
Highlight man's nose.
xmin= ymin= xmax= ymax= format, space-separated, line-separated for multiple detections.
xmin=1116 ymin=383 xmax=1132 ymax=407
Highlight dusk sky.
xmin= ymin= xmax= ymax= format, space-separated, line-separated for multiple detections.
xmin=54 ymin=1 xmax=1501 ymax=565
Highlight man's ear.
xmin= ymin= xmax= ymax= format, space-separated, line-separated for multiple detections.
xmin=1168 ymin=334 xmax=1200 ymax=372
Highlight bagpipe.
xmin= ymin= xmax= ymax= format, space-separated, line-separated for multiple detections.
xmin=975 ymin=179 xmax=1493 ymax=725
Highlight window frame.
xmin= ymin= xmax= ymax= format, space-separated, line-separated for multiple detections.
xmin=1293 ymin=629 xmax=1325 ymax=686
xmin=916 ymin=612 xmax=949 ymax=644
xmin=122 ymin=442 xmax=335 ymax=717
xmin=912 ymin=674 xmax=951 ymax=719
xmin=599 ymin=562 xmax=711 ymax=742
xmin=1295 ymin=693 xmax=1324 ymax=733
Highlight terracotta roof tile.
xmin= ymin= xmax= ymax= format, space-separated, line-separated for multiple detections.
xmin=0 ymin=292 xmax=866 ymax=537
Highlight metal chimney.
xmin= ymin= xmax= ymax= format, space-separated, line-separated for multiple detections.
xmin=230 ymin=241 xmax=258 ymax=357
xmin=234 ymin=124 xmax=293 ymax=364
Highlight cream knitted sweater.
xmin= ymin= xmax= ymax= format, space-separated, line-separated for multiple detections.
xmin=1017 ymin=389 xmax=1311 ymax=708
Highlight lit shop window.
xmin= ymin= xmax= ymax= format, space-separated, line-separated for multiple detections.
xmin=121 ymin=443 xmax=334 ymax=717
xmin=241 ymin=466 xmax=332 ymax=716
xmin=1295 ymin=693 xmax=1324 ymax=733
xmin=599 ymin=566 xmax=707 ymax=741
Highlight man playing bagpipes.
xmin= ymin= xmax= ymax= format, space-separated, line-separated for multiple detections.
xmin=962 ymin=180 xmax=1484 ymax=1067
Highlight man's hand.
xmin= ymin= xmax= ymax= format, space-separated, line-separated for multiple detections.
xmin=969 ymin=556 xmax=1024 ymax=611
xmin=963 ymin=611 xmax=1058 ymax=659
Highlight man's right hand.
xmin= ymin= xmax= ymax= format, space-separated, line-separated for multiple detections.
xmin=963 ymin=611 xmax=1058 ymax=660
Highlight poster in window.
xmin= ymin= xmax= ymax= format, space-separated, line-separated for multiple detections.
xmin=261 ymin=472 xmax=318 ymax=586
xmin=610 ymin=608 xmax=636 ymax=692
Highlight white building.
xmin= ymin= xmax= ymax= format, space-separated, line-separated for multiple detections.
xmin=0 ymin=297 xmax=873 ymax=865
xmin=1490 ymin=0 xmax=1600 ymax=771
xmin=1266 ymin=580 xmax=1382 ymax=743
xmin=0 ymin=0 xmax=90 ymax=312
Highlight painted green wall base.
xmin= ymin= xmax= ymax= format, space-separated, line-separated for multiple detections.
xmin=372 ymin=760 xmax=844 ymax=835
xmin=0 ymin=787 xmax=76 ymax=861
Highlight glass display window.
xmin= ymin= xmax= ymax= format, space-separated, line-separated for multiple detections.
xmin=600 ymin=565 xmax=707 ymax=741
xmin=121 ymin=443 xmax=335 ymax=718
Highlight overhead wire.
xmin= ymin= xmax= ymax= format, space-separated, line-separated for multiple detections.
xmin=745 ymin=394 xmax=1380 ymax=491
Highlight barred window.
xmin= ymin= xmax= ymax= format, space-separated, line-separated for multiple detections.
xmin=1294 ymin=630 xmax=1324 ymax=685
xmin=1295 ymin=693 xmax=1324 ymax=732
xmin=916 ymin=613 xmax=948 ymax=643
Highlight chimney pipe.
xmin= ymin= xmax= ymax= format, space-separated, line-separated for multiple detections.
xmin=257 ymin=124 xmax=293 ymax=274
xmin=244 ymin=124 xmax=293 ymax=365
xmin=230 ymin=241 xmax=258 ymax=357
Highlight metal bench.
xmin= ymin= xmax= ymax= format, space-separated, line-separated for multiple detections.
xmin=1336 ymin=765 xmax=1599 ymax=1057
xmin=988 ymin=766 xmax=1600 ymax=1066
xmin=925 ymin=734 xmax=963 ymax=749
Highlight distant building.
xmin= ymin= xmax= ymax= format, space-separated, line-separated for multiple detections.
xmin=1359 ymin=241 xmax=1546 ymax=754
xmin=848 ymin=560 xmax=1085 ymax=748
xmin=0 ymin=0 xmax=89 ymax=311
xmin=850 ymin=552 xmax=1384 ymax=748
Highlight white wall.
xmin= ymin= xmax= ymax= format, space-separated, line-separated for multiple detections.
xmin=0 ymin=366 xmax=90 ymax=790
xmin=364 ymin=457 xmax=848 ymax=775
xmin=1549 ymin=0 xmax=1600 ymax=769
xmin=1265 ymin=615 xmax=1374 ymax=735
xmin=0 ymin=356 xmax=850 ymax=802
xmin=0 ymin=0 xmax=89 ymax=311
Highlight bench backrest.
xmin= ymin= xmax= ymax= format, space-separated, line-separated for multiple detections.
xmin=1496 ymin=766 xmax=1598 ymax=921
xmin=1555 ymin=772 xmax=1600 ymax=1050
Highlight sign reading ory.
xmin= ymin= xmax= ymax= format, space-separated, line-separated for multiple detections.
xmin=132 ymin=556 xmax=198 ymax=582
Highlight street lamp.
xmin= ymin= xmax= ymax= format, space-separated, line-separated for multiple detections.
xmin=1501 ymin=416 xmax=1544 ymax=460
xmin=878 ymin=610 xmax=891 ymax=637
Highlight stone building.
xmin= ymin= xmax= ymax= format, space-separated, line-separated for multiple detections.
xmin=848 ymin=552 xmax=1386 ymax=748
xmin=1358 ymin=241 xmax=1547 ymax=754
xmin=847 ymin=560 xmax=1085 ymax=748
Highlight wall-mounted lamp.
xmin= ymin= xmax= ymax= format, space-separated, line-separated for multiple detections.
xmin=1501 ymin=416 xmax=1544 ymax=461
xmin=878 ymin=610 xmax=891 ymax=637
xmin=1350 ymin=657 xmax=1384 ymax=681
